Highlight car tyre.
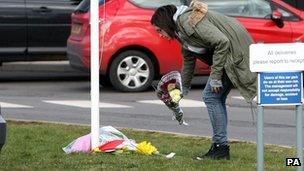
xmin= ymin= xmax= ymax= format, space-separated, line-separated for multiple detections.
xmin=109 ymin=50 xmax=155 ymax=92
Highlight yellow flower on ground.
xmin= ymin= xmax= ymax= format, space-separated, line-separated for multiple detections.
xmin=136 ymin=141 xmax=158 ymax=155
xmin=92 ymin=147 xmax=102 ymax=153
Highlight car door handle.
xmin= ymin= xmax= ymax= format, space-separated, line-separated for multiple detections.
xmin=32 ymin=6 xmax=52 ymax=13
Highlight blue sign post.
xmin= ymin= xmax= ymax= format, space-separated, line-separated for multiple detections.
xmin=256 ymin=72 xmax=303 ymax=171
xmin=257 ymin=72 xmax=303 ymax=171
xmin=250 ymin=43 xmax=304 ymax=171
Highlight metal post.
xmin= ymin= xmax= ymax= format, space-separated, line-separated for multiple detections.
xmin=295 ymin=105 xmax=303 ymax=171
xmin=257 ymin=105 xmax=264 ymax=171
xmin=0 ymin=106 xmax=6 ymax=151
xmin=90 ymin=0 xmax=100 ymax=150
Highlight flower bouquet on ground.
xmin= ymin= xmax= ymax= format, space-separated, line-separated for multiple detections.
xmin=63 ymin=126 xmax=175 ymax=158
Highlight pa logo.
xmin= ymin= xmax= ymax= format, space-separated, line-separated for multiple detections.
xmin=286 ymin=158 xmax=301 ymax=166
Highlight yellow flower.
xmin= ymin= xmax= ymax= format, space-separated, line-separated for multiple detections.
xmin=169 ymin=89 xmax=181 ymax=103
xmin=92 ymin=147 xmax=102 ymax=153
xmin=136 ymin=141 xmax=158 ymax=155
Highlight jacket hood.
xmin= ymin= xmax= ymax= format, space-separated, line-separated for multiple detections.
xmin=173 ymin=5 xmax=188 ymax=22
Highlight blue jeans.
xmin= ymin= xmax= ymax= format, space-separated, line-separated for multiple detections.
xmin=202 ymin=71 xmax=233 ymax=145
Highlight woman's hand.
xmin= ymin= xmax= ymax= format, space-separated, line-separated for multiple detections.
xmin=211 ymin=87 xmax=222 ymax=93
xmin=210 ymin=79 xmax=222 ymax=93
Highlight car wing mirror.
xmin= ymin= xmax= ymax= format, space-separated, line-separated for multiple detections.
xmin=271 ymin=10 xmax=284 ymax=28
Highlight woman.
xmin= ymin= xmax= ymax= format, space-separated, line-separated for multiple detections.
xmin=151 ymin=1 xmax=257 ymax=160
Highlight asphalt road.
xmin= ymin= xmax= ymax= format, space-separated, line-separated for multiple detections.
xmin=0 ymin=61 xmax=303 ymax=147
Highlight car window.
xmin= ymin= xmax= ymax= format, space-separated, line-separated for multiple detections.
xmin=129 ymin=0 xmax=263 ymax=17
xmin=129 ymin=0 xmax=299 ymax=21
xmin=128 ymin=0 xmax=182 ymax=9
xmin=202 ymin=0 xmax=272 ymax=18
xmin=203 ymin=0 xmax=253 ymax=17
xmin=249 ymin=0 xmax=272 ymax=18
xmin=75 ymin=0 xmax=106 ymax=13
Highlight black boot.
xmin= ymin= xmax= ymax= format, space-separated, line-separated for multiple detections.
xmin=197 ymin=143 xmax=230 ymax=160
xmin=211 ymin=144 xmax=230 ymax=160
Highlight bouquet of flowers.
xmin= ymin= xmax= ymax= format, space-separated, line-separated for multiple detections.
xmin=63 ymin=126 xmax=175 ymax=158
xmin=155 ymin=71 xmax=188 ymax=125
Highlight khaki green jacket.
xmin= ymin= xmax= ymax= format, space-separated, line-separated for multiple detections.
xmin=177 ymin=9 xmax=257 ymax=102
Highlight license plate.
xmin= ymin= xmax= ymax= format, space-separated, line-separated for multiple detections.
xmin=71 ymin=24 xmax=82 ymax=35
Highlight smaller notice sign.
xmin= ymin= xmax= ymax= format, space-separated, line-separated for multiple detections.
xmin=258 ymin=72 xmax=303 ymax=106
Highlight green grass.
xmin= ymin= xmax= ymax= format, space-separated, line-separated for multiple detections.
xmin=0 ymin=121 xmax=297 ymax=171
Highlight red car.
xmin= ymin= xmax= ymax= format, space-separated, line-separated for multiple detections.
xmin=67 ymin=0 xmax=304 ymax=92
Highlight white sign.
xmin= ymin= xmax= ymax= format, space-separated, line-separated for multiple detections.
xmin=250 ymin=43 xmax=304 ymax=72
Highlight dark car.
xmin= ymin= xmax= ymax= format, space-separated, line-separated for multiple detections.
xmin=0 ymin=0 xmax=81 ymax=64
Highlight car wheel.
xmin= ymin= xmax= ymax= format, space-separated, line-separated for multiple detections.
xmin=109 ymin=50 xmax=155 ymax=92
